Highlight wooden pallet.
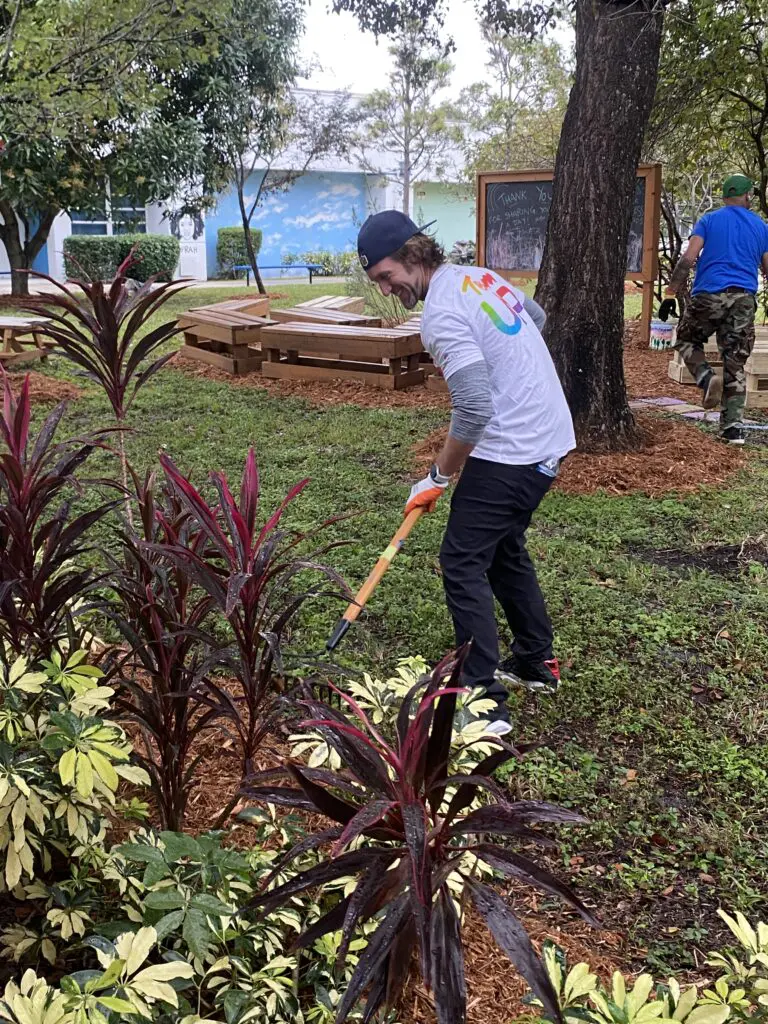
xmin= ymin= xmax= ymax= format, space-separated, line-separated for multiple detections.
xmin=668 ymin=346 xmax=722 ymax=385
xmin=177 ymin=309 xmax=276 ymax=375
xmin=269 ymin=306 xmax=381 ymax=327
xmin=189 ymin=297 xmax=270 ymax=317
xmin=426 ymin=374 xmax=448 ymax=393
xmin=260 ymin=322 xmax=425 ymax=390
xmin=296 ymin=295 xmax=366 ymax=314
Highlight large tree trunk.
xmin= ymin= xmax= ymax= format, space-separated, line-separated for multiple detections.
xmin=535 ymin=0 xmax=664 ymax=451
xmin=0 ymin=201 xmax=57 ymax=297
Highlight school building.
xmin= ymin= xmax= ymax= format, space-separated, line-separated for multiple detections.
xmin=0 ymin=90 xmax=475 ymax=283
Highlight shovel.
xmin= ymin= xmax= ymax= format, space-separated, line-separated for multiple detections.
xmin=326 ymin=507 xmax=425 ymax=651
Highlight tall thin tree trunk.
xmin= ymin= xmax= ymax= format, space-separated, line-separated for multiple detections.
xmin=237 ymin=187 xmax=266 ymax=295
xmin=535 ymin=0 xmax=664 ymax=450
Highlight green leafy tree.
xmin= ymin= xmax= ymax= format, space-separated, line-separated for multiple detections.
xmin=355 ymin=19 xmax=458 ymax=215
xmin=458 ymin=27 xmax=572 ymax=176
xmin=159 ymin=0 xmax=354 ymax=293
xmin=0 ymin=0 xmax=214 ymax=295
xmin=652 ymin=0 xmax=768 ymax=217
xmin=646 ymin=0 xmax=768 ymax=308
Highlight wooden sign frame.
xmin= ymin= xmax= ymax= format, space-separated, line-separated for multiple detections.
xmin=476 ymin=163 xmax=663 ymax=347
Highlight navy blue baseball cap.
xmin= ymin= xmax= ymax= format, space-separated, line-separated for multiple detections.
xmin=357 ymin=210 xmax=436 ymax=269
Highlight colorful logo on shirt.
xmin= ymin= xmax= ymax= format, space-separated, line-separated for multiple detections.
xmin=462 ymin=272 xmax=525 ymax=335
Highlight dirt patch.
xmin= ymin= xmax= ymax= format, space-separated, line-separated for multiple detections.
xmin=412 ymin=409 xmax=747 ymax=498
xmin=629 ymin=535 xmax=768 ymax=575
xmin=171 ymin=356 xmax=451 ymax=411
xmin=7 ymin=370 xmax=82 ymax=405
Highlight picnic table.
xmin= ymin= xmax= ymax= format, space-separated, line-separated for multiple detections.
xmin=231 ymin=263 xmax=324 ymax=285
xmin=0 ymin=316 xmax=53 ymax=365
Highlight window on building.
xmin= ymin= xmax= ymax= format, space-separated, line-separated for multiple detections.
xmin=112 ymin=195 xmax=146 ymax=234
xmin=70 ymin=201 xmax=109 ymax=236
xmin=69 ymin=189 xmax=146 ymax=236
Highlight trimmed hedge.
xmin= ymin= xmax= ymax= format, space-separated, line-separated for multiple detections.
xmin=217 ymin=226 xmax=262 ymax=276
xmin=63 ymin=234 xmax=180 ymax=283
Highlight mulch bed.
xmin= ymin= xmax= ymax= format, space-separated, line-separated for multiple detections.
xmin=412 ymin=408 xmax=746 ymax=499
xmin=6 ymin=370 xmax=81 ymax=405
xmin=171 ymin=356 xmax=451 ymax=411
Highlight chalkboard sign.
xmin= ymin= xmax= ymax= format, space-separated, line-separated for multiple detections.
xmin=483 ymin=175 xmax=647 ymax=274
xmin=476 ymin=164 xmax=662 ymax=348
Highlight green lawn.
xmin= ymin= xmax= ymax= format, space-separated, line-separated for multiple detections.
xmin=12 ymin=281 xmax=768 ymax=971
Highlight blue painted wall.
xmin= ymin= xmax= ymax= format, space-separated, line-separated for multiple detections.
xmin=205 ymin=170 xmax=369 ymax=278
xmin=31 ymin=244 xmax=48 ymax=274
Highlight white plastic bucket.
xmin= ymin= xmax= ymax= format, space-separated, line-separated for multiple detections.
xmin=649 ymin=319 xmax=676 ymax=350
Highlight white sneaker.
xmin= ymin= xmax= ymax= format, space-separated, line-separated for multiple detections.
xmin=484 ymin=718 xmax=513 ymax=737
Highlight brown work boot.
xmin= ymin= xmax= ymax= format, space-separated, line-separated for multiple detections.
xmin=701 ymin=371 xmax=723 ymax=410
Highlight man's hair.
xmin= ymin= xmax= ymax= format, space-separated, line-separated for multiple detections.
xmin=389 ymin=232 xmax=446 ymax=269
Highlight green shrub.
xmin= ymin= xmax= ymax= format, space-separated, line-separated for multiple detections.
xmin=216 ymin=226 xmax=262 ymax=277
xmin=281 ymin=250 xmax=356 ymax=276
xmin=62 ymin=234 xmax=180 ymax=282
xmin=0 ymin=651 xmax=148 ymax=896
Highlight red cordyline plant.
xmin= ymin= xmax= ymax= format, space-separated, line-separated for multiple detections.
xmin=24 ymin=250 xmax=190 ymax=517
xmin=105 ymin=467 xmax=221 ymax=831
xmin=0 ymin=370 xmax=116 ymax=658
xmin=149 ymin=448 xmax=349 ymax=823
xmin=241 ymin=650 xmax=599 ymax=1024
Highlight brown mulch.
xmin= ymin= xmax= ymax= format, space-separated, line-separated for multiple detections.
xmin=6 ymin=370 xmax=81 ymax=405
xmin=409 ymin=903 xmax=632 ymax=1024
xmin=412 ymin=408 xmax=746 ymax=498
xmin=624 ymin=344 xmax=692 ymax=402
xmin=171 ymin=355 xmax=451 ymax=411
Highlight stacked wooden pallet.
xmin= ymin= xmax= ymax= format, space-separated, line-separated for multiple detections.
xmin=189 ymin=297 xmax=271 ymax=317
xmin=295 ymin=295 xmax=366 ymax=314
xmin=260 ymin=322 xmax=425 ymax=389
xmin=745 ymin=325 xmax=768 ymax=409
xmin=269 ymin=306 xmax=380 ymax=327
xmin=177 ymin=295 xmax=430 ymax=390
xmin=667 ymin=338 xmax=720 ymax=384
xmin=177 ymin=309 xmax=276 ymax=375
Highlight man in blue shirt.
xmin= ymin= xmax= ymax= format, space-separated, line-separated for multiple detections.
xmin=667 ymin=174 xmax=768 ymax=443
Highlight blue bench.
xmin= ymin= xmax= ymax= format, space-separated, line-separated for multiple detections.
xmin=231 ymin=263 xmax=324 ymax=286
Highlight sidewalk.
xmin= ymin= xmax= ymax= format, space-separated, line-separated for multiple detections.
xmin=0 ymin=275 xmax=348 ymax=295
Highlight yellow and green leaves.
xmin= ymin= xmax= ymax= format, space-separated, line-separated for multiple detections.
xmin=43 ymin=712 xmax=131 ymax=799
xmin=0 ymin=968 xmax=72 ymax=1024
xmin=42 ymin=651 xmax=104 ymax=698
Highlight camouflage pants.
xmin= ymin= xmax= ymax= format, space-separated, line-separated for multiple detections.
xmin=674 ymin=290 xmax=757 ymax=429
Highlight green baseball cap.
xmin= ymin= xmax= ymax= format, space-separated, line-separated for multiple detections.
xmin=722 ymin=174 xmax=755 ymax=198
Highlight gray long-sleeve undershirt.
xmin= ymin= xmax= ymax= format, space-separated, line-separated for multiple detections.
xmin=445 ymin=295 xmax=547 ymax=446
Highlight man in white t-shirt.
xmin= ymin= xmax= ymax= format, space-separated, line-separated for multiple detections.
xmin=357 ymin=211 xmax=575 ymax=735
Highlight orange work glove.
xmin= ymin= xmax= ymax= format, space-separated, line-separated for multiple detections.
xmin=405 ymin=470 xmax=449 ymax=515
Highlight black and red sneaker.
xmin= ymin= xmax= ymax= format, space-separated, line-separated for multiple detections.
xmin=495 ymin=654 xmax=561 ymax=694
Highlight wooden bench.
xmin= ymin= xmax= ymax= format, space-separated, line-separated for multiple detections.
xmin=0 ymin=316 xmax=54 ymax=365
xmin=189 ymin=297 xmax=270 ymax=317
xmin=231 ymin=263 xmax=323 ymax=284
xmin=260 ymin=323 xmax=425 ymax=389
xmin=296 ymin=295 xmax=366 ymax=315
xmin=269 ymin=307 xmax=381 ymax=327
xmin=177 ymin=309 xmax=276 ymax=376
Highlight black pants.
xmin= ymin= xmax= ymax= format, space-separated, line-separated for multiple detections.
xmin=439 ymin=457 xmax=555 ymax=702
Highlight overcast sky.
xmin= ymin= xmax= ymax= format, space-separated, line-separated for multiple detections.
xmin=300 ymin=0 xmax=503 ymax=98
